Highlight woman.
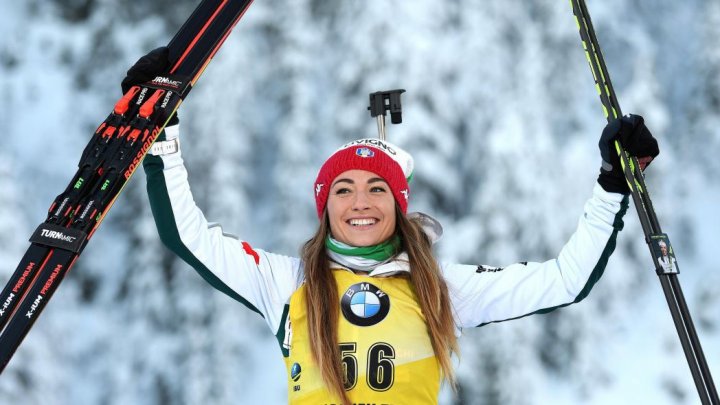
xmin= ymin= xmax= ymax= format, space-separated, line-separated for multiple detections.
xmin=127 ymin=48 xmax=659 ymax=404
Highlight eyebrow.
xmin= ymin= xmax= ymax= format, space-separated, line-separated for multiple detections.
xmin=331 ymin=177 xmax=387 ymax=187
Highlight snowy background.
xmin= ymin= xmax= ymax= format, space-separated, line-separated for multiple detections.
xmin=1 ymin=0 xmax=719 ymax=404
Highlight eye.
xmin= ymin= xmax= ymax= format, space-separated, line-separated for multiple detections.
xmin=334 ymin=187 xmax=351 ymax=195
xmin=370 ymin=185 xmax=387 ymax=193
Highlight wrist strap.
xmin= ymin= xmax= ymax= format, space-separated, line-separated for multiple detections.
xmin=149 ymin=138 xmax=180 ymax=156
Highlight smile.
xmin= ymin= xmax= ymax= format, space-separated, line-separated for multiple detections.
xmin=348 ymin=218 xmax=377 ymax=226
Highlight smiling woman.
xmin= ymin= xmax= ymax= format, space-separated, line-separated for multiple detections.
xmin=300 ymin=140 xmax=458 ymax=404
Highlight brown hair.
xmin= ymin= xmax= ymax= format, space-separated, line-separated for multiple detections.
xmin=301 ymin=206 xmax=459 ymax=405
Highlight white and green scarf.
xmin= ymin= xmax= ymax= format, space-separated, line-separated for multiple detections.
xmin=325 ymin=235 xmax=401 ymax=272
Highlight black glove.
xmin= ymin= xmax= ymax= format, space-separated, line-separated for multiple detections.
xmin=121 ymin=47 xmax=178 ymax=126
xmin=598 ymin=114 xmax=659 ymax=194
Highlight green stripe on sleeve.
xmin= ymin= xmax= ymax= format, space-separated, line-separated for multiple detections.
xmin=477 ymin=194 xmax=630 ymax=327
xmin=143 ymin=155 xmax=263 ymax=317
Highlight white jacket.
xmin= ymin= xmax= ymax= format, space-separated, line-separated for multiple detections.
xmin=143 ymin=126 xmax=629 ymax=337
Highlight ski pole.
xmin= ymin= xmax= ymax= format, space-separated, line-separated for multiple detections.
xmin=569 ymin=0 xmax=718 ymax=403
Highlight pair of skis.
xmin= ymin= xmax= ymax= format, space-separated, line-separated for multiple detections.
xmin=0 ymin=0 xmax=254 ymax=373
xmin=570 ymin=0 xmax=718 ymax=403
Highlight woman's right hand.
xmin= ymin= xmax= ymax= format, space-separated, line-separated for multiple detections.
xmin=121 ymin=47 xmax=178 ymax=126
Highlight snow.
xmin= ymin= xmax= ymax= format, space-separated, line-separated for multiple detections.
xmin=0 ymin=1 xmax=718 ymax=404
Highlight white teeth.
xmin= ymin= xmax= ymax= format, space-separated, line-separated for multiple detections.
xmin=349 ymin=218 xmax=376 ymax=226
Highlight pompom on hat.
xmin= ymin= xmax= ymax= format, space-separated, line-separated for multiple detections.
xmin=314 ymin=138 xmax=414 ymax=219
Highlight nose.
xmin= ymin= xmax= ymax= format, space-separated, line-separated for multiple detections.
xmin=351 ymin=190 xmax=371 ymax=211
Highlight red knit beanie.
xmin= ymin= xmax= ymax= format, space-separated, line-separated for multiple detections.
xmin=314 ymin=139 xmax=414 ymax=219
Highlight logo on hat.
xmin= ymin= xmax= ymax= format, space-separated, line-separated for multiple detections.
xmin=355 ymin=147 xmax=375 ymax=158
xmin=340 ymin=282 xmax=390 ymax=327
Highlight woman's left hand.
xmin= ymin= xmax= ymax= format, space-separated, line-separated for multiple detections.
xmin=597 ymin=114 xmax=659 ymax=194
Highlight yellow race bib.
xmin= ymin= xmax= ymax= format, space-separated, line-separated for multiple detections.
xmin=284 ymin=270 xmax=441 ymax=405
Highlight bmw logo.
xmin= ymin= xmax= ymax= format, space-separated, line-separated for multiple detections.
xmin=290 ymin=362 xmax=301 ymax=381
xmin=340 ymin=282 xmax=390 ymax=326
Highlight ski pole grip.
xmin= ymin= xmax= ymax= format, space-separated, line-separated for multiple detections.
xmin=368 ymin=89 xmax=406 ymax=140
xmin=368 ymin=89 xmax=406 ymax=120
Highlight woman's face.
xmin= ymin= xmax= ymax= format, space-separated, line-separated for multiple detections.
xmin=326 ymin=169 xmax=397 ymax=247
